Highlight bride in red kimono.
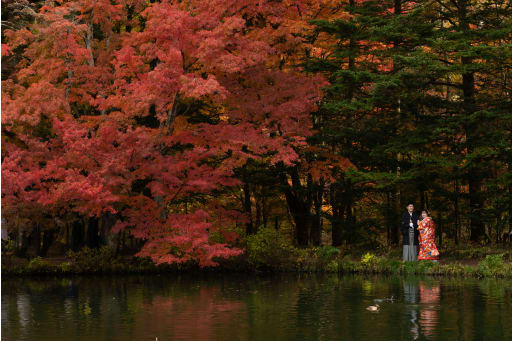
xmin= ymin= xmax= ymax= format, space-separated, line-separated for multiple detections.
xmin=417 ymin=210 xmax=440 ymax=261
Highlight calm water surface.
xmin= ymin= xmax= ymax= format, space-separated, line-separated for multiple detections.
xmin=2 ymin=273 xmax=511 ymax=341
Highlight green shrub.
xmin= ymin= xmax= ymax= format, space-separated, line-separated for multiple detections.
xmin=246 ymin=227 xmax=297 ymax=269
xmin=376 ymin=257 xmax=401 ymax=274
xmin=361 ymin=252 xmax=377 ymax=267
xmin=26 ymin=257 xmax=54 ymax=274
xmin=402 ymin=261 xmax=418 ymax=275
xmin=66 ymin=246 xmax=122 ymax=273
xmin=417 ymin=260 xmax=436 ymax=273
xmin=326 ymin=260 xmax=339 ymax=272
xmin=318 ymin=246 xmax=341 ymax=260
xmin=464 ymin=265 xmax=478 ymax=276
xmin=339 ymin=256 xmax=358 ymax=272
xmin=441 ymin=263 xmax=466 ymax=276
xmin=2 ymin=239 xmax=15 ymax=254
xmin=478 ymin=254 xmax=506 ymax=277
xmin=59 ymin=262 xmax=72 ymax=273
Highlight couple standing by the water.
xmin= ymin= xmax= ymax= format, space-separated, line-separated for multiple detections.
xmin=401 ymin=202 xmax=439 ymax=262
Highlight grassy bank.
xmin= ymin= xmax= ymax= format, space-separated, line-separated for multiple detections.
xmin=1 ymin=247 xmax=218 ymax=276
xmin=2 ymin=244 xmax=512 ymax=278
xmin=335 ymin=253 xmax=512 ymax=278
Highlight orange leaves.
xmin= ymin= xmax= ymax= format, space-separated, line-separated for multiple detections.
xmin=2 ymin=0 xmax=329 ymax=267
xmin=301 ymin=145 xmax=355 ymax=182
xmin=309 ymin=156 xmax=355 ymax=182
xmin=132 ymin=208 xmax=244 ymax=267
xmin=1 ymin=43 xmax=12 ymax=56
xmin=3 ymin=28 xmax=33 ymax=51
xmin=2 ymin=81 xmax=69 ymax=126
xmin=179 ymin=74 xmax=228 ymax=101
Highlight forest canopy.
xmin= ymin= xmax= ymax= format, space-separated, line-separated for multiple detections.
xmin=2 ymin=0 xmax=512 ymax=266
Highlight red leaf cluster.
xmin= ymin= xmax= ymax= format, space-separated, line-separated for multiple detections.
xmin=2 ymin=0 xmax=324 ymax=266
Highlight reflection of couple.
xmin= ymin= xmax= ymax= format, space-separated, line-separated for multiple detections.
xmin=400 ymin=202 xmax=439 ymax=262
xmin=403 ymin=279 xmax=440 ymax=340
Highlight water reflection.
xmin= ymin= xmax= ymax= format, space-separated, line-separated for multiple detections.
xmin=2 ymin=274 xmax=511 ymax=341
xmin=403 ymin=278 xmax=441 ymax=340
xmin=419 ymin=283 xmax=440 ymax=338
xmin=403 ymin=279 xmax=420 ymax=339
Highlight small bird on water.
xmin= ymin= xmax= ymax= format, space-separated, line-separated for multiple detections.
xmin=374 ymin=295 xmax=394 ymax=303
xmin=366 ymin=304 xmax=379 ymax=312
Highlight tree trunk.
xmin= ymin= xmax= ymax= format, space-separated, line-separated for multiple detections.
xmin=243 ymin=181 xmax=254 ymax=235
xmin=255 ymin=197 xmax=261 ymax=229
xmin=454 ymin=179 xmax=460 ymax=245
xmin=280 ymin=168 xmax=312 ymax=247
xmin=391 ymin=190 xmax=400 ymax=245
xmin=331 ymin=185 xmax=344 ymax=247
xmin=437 ymin=213 xmax=443 ymax=249
xmin=40 ymin=229 xmax=55 ymax=256
xmin=458 ymin=0 xmax=486 ymax=242
xmin=86 ymin=217 xmax=100 ymax=249
xmin=15 ymin=229 xmax=29 ymax=257
xmin=344 ymin=200 xmax=355 ymax=244
xmin=386 ymin=191 xmax=392 ymax=245
xmin=71 ymin=219 xmax=84 ymax=251
xmin=310 ymin=183 xmax=324 ymax=246
xmin=26 ymin=226 xmax=41 ymax=258
xmin=99 ymin=212 xmax=118 ymax=248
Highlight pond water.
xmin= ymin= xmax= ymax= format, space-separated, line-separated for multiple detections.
xmin=2 ymin=273 xmax=511 ymax=341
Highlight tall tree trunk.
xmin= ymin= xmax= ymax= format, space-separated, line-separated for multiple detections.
xmin=344 ymin=199 xmax=355 ymax=244
xmin=310 ymin=183 xmax=324 ymax=246
xmin=454 ymin=179 xmax=460 ymax=245
xmin=437 ymin=213 xmax=443 ymax=249
xmin=243 ymin=181 xmax=254 ymax=235
xmin=331 ymin=205 xmax=344 ymax=247
xmin=99 ymin=212 xmax=118 ymax=249
xmin=15 ymin=229 xmax=29 ymax=257
xmin=391 ymin=191 xmax=400 ymax=245
xmin=71 ymin=218 xmax=84 ymax=251
xmin=509 ymin=185 xmax=512 ymax=234
xmin=262 ymin=194 xmax=268 ymax=228
xmin=86 ymin=217 xmax=100 ymax=249
xmin=26 ymin=225 xmax=41 ymax=258
xmin=280 ymin=168 xmax=312 ymax=247
xmin=459 ymin=0 xmax=486 ymax=242
xmin=40 ymin=229 xmax=55 ymax=256
xmin=255 ymin=197 xmax=261 ymax=229
xmin=386 ymin=191 xmax=392 ymax=245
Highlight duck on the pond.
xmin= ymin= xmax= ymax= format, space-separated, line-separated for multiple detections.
xmin=374 ymin=296 xmax=395 ymax=303
xmin=366 ymin=304 xmax=379 ymax=312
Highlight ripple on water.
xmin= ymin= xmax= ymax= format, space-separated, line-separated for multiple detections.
xmin=1 ymin=274 xmax=512 ymax=341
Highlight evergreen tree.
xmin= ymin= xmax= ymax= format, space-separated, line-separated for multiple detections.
xmin=308 ymin=0 xmax=512 ymax=245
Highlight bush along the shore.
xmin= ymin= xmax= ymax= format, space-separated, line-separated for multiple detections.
xmin=333 ymin=253 xmax=512 ymax=278
xmin=2 ymin=242 xmax=512 ymax=278
xmin=2 ymin=247 xmax=185 ymax=276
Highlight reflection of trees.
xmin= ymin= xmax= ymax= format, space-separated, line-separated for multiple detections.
xmin=3 ymin=275 xmax=512 ymax=341
xmin=128 ymin=286 xmax=246 ymax=340
xmin=2 ymin=276 xmax=250 ymax=341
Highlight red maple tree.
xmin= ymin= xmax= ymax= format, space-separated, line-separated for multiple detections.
xmin=2 ymin=0 xmax=324 ymax=266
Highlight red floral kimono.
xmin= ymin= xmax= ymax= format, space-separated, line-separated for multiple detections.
xmin=417 ymin=217 xmax=439 ymax=260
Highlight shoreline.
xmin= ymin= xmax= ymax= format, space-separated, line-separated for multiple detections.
xmin=2 ymin=248 xmax=511 ymax=279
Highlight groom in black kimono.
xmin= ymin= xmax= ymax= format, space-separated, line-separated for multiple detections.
xmin=401 ymin=202 xmax=420 ymax=261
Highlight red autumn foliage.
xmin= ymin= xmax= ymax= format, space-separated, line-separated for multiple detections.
xmin=2 ymin=0 xmax=324 ymax=266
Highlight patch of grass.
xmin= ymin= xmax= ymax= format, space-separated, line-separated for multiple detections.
xmin=26 ymin=257 xmax=55 ymax=274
